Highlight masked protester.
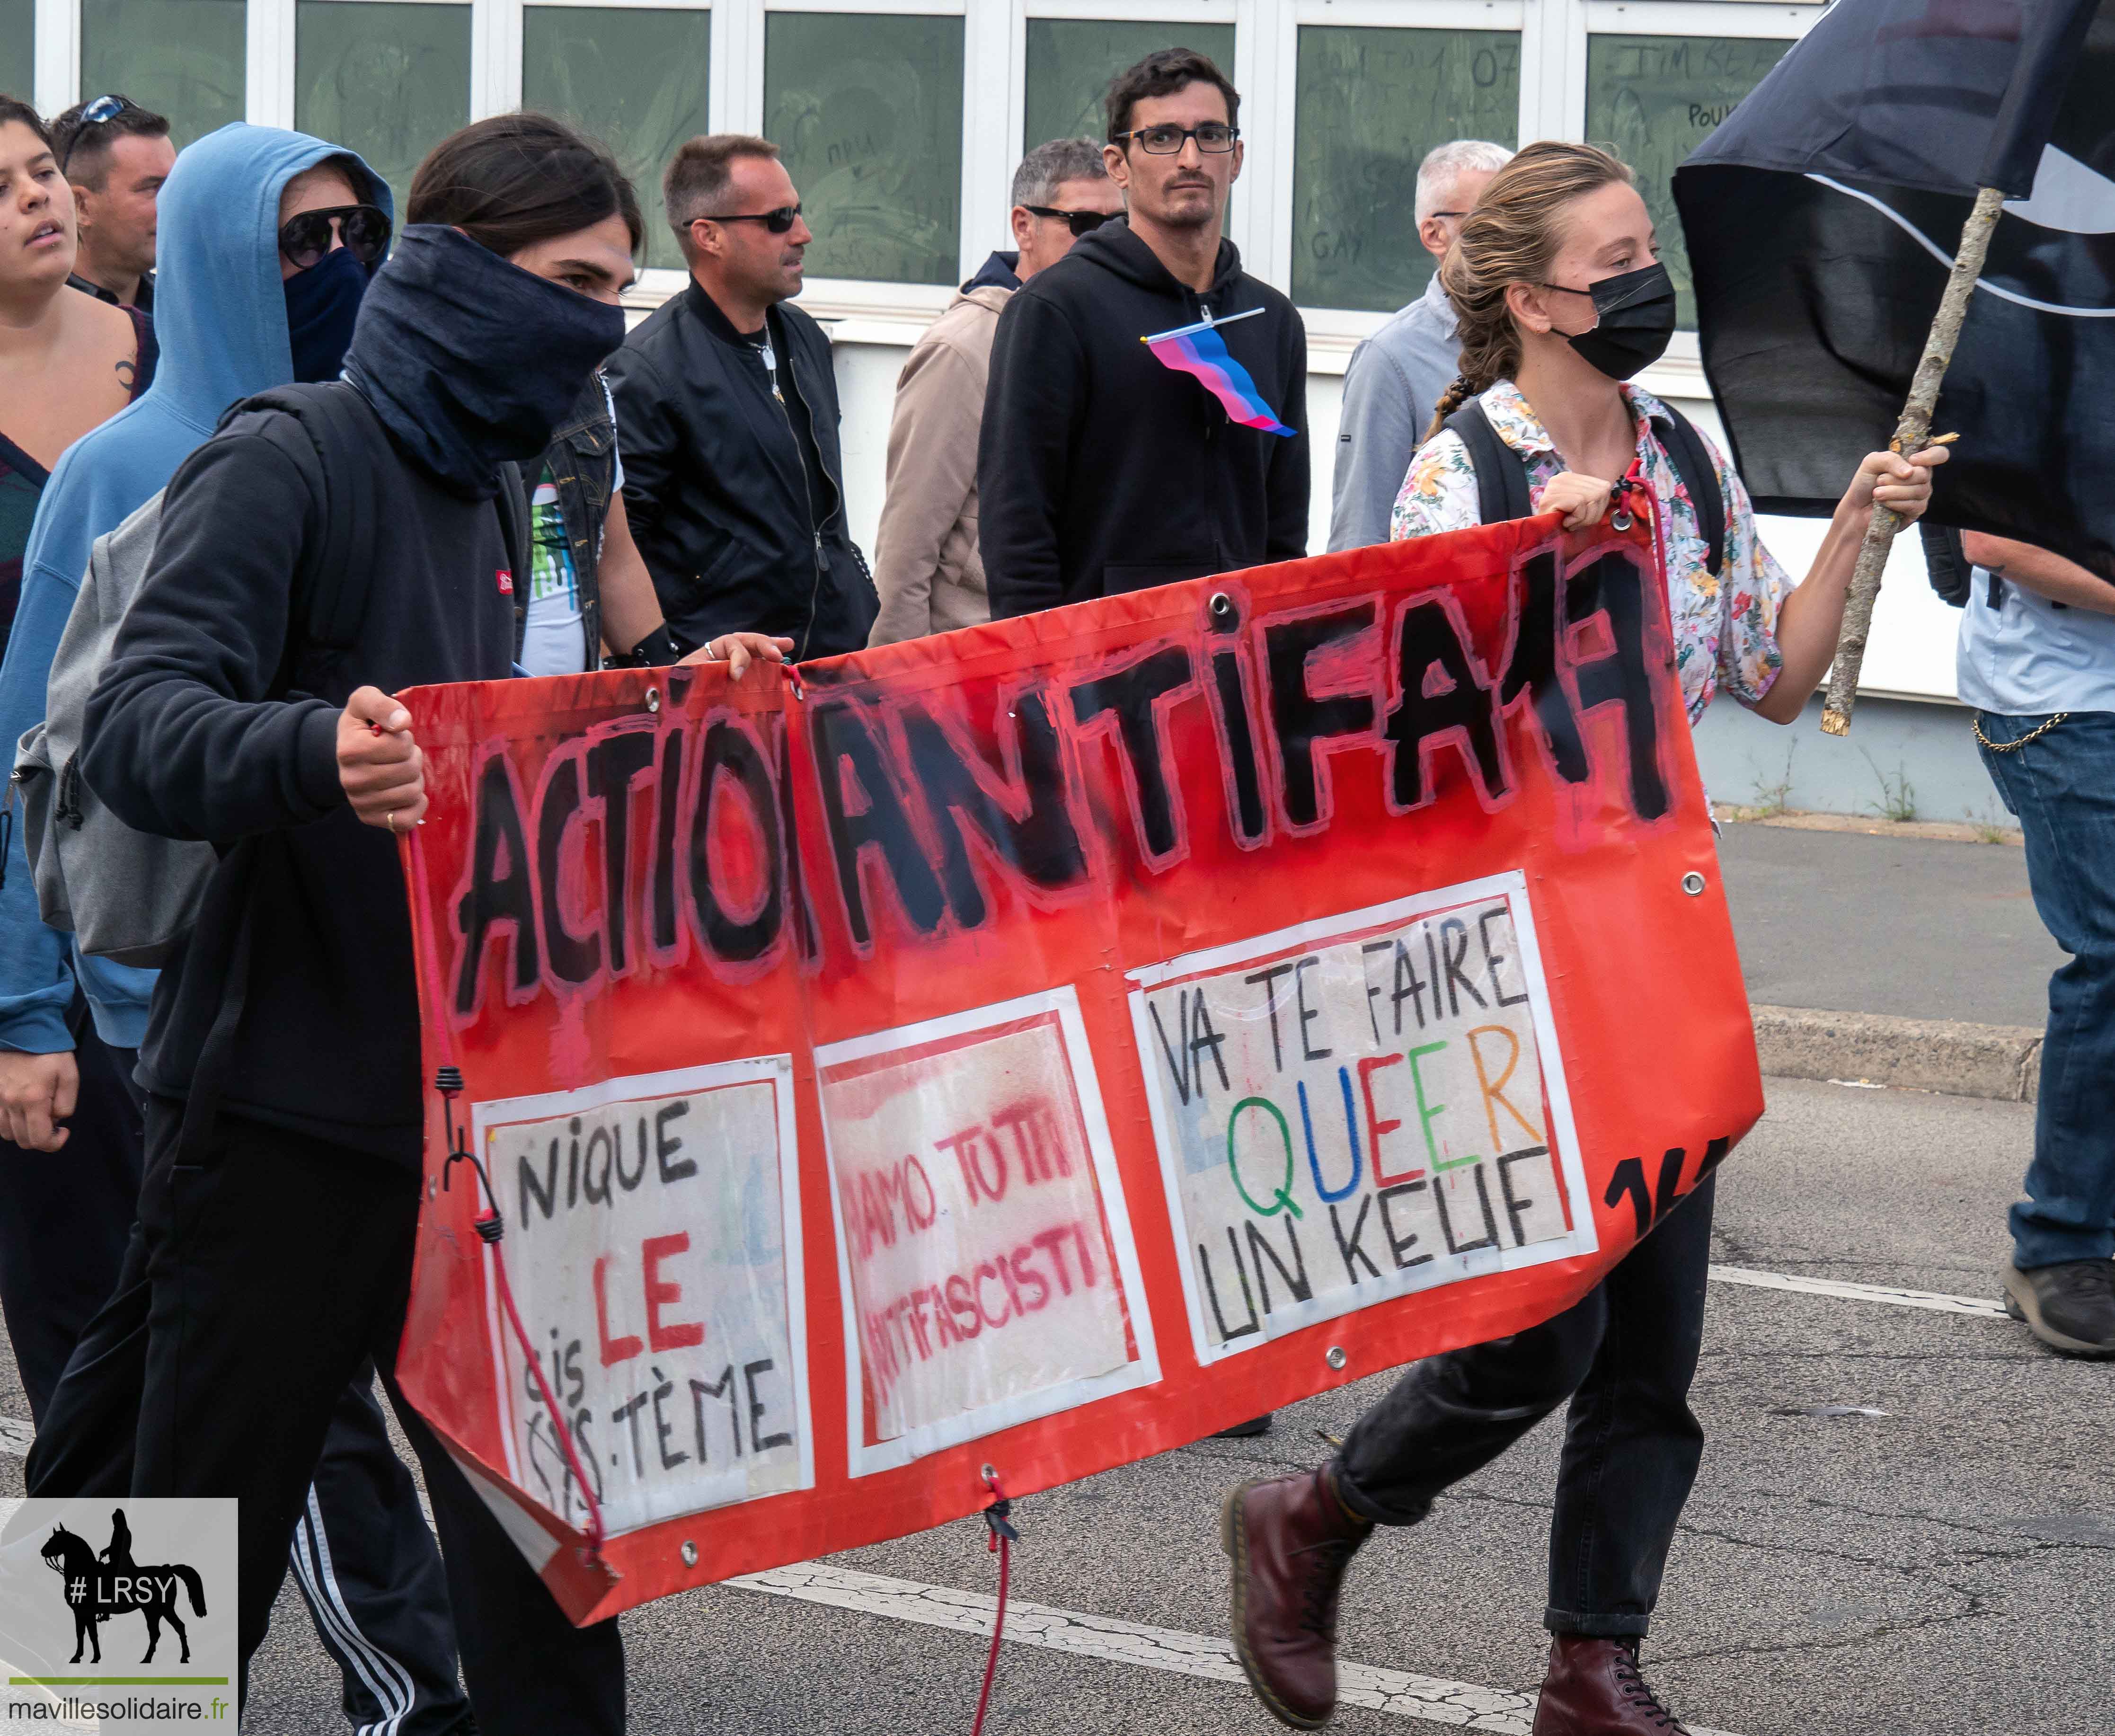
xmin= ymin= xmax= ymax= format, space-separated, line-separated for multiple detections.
xmin=1 ymin=121 xmax=488 ymax=1736
xmin=1221 ymin=142 xmax=1942 ymax=1736
xmin=62 ymin=114 xmax=762 ymax=1731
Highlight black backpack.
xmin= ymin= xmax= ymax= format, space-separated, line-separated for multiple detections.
xmin=1443 ymin=398 xmax=1726 ymax=578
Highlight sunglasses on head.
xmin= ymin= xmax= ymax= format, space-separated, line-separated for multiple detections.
xmin=61 ymin=94 xmax=140 ymax=172
xmin=279 ymin=204 xmax=393 ymax=272
xmin=1024 ymin=204 xmax=1114 ymax=238
xmin=701 ymin=203 xmax=803 ymax=235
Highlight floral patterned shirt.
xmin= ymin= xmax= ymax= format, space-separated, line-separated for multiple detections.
xmin=1389 ymin=379 xmax=1790 ymax=725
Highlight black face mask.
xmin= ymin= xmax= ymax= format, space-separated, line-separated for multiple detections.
xmin=283 ymin=245 xmax=371 ymax=384
xmin=340 ymin=225 xmax=626 ymax=498
xmin=1544 ymin=261 xmax=1677 ymax=381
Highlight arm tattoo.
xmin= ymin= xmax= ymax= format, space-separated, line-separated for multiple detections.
xmin=115 ymin=356 xmax=136 ymax=390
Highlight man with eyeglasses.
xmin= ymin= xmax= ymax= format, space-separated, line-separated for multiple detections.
xmin=869 ymin=136 xmax=1123 ymax=647
xmin=1328 ymin=140 xmax=1512 ymax=553
xmin=49 ymin=95 xmax=172 ymax=312
xmin=606 ymin=133 xmax=877 ymax=661
xmin=980 ymin=47 xmax=1309 ymax=620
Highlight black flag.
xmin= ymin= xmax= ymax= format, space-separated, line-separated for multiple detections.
xmin=1673 ymin=0 xmax=2114 ymax=581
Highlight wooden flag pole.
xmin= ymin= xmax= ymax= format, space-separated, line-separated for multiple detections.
xmin=1820 ymin=184 xmax=2008 ymax=736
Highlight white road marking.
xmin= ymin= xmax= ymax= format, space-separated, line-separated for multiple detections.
xmin=0 ymin=1263 xmax=1995 ymax=1731
xmin=1708 ymin=1265 xmax=2010 ymax=1319
xmin=729 ymin=1561 xmax=1740 ymax=1736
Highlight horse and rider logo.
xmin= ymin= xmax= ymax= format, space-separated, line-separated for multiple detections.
xmin=40 ymin=1508 xmax=208 ymax=1665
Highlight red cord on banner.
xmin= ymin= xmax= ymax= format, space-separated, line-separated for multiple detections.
xmin=970 ymin=1468 xmax=1018 ymax=1736
xmin=402 ymin=828 xmax=609 ymax=1565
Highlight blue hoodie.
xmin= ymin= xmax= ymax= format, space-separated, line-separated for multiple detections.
xmin=0 ymin=124 xmax=389 ymax=1055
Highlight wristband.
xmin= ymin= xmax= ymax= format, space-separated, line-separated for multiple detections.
xmin=606 ymin=624 xmax=684 ymax=669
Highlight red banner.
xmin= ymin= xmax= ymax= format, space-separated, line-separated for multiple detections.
xmin=394 ymin=516 xmax=1760 ymax=1624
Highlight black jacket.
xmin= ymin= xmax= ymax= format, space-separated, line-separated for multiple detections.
xmin=605 ymin=284 xmax=876 ymax=659
xmin=82 ymin=392 xmax=516 ymax=1167
xmin=521 ymin=375 xmax=619 ymax=667
xmin=978 ymin=219 xmax=1309 ymax=617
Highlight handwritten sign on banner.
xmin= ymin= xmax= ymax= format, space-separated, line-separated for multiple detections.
xmin=1133 ymin=875 xmax=1588 ymax=1362
xmin=393 ymin=515 xmax=1762 ymax=1623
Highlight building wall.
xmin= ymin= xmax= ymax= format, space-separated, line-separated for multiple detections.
xmin=15 ymin=0 xmax=1989 ymax=817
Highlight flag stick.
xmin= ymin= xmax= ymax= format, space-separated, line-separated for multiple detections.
xmin=1820 ymin=184 xmax=2007 ymax=736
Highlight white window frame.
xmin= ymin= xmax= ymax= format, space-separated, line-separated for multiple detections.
xmin=30 ymin=0 xmax=1826 ymax=354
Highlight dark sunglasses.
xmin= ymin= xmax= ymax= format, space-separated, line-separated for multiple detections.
xmin=1112 ymin=123 xmax=1239 ymax=155
xmin=279 ymin=203 xmax=393 ymax=271
xmin=61 ymin=94 xmax=140 ymax=172
xmin=700 ymin=204 xmax=803 ymax=235
xmin=1025 ymin=204 xmax=1114 ymax=238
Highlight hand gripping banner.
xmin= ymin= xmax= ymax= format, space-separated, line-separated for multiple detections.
xmin=393 ymin=515 xmax=1761 ymax=1623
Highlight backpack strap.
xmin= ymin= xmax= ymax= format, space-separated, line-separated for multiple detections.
xmin=1653 ymin=404 xmax=1727 ymax=580
xmin=1442 ymin=399 xmax=1535 ymax=529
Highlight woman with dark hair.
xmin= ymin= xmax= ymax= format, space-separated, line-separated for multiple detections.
xmin=1223 ymin=143 xmax=1941 ymax=1736
xmin=72 ymin=112 xmax=778 ymax=1730
xmin=0 ymin=96 xmax=155 ymax=655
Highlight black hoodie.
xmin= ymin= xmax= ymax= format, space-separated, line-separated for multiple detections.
xmin=977 ymin=218 xmax=1308 ymax=617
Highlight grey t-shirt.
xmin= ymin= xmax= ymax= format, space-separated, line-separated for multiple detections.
xmin=1328 ymin=275 xmax=1461 ymax=553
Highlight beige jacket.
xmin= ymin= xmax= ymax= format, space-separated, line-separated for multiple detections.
xmin=868 ymin=284 xmax=1011 ymax=646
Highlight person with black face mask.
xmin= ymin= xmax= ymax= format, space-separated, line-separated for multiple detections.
xmin=1221 ymin=144 xmax=1943 ymax=1736
xmin=68 ymin=115 xmax=770 ymax=1732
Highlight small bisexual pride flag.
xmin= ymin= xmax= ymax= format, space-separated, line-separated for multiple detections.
xmin=1141 ymin=307 xmax=1295 ymax=438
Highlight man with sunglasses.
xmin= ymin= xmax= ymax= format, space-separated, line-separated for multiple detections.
xmin=50 ymin=95 xmax=171 ymax=311
xmin=869 ymin=136 xmax=1121 ymax=646
xmin=1 ymin=124 xmax=480 ymax=1736
xmin=606 ymin=132 xmax=877 ymax=662
xmin=1328 ymin=139 xmax=1511 ymax=553
xmin=980 ymin=47 xmax=1309 ymax=620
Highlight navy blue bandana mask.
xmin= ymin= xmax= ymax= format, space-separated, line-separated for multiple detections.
xmin=283 ymin=244 xmax=370 ymax=384
xmin=341 ymin=224 xmax=626 ymax=498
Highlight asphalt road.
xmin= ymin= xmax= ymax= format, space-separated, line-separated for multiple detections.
xmin=1713 ymin=823 xmax=2062 ymax=1029
xmin=6 ymin=1076 xmax=2110 ymax=1736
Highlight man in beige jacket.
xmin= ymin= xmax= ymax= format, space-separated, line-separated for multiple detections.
xmin=868 ymin=137 xmax=1123 ymax=646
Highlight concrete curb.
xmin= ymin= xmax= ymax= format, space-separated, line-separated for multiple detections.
xmin=1752 ymin=1005 xmax=2042 ymax=1105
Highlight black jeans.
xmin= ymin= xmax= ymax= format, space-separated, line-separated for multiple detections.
xmin=0 ymin=1018 xmax=142 ymax=1420
xmin=1335 ymin=1175 xmax=1714 ymax=1639
xmin=129 ymin=1099 xmax=624 ymax=1732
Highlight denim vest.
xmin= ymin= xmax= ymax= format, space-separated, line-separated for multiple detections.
xmin=517 ymin=380 xmax=618 ymax=665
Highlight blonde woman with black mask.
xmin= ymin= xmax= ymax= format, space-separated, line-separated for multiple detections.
xmin=1222 ymin=142 xmax=1940 ymax=1736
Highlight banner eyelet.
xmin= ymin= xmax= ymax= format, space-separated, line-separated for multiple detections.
xmin=1681 ymin=871 xmax=1707 ymax=895
xmin=1326 ymin=1346 xmax=1347 ymax=1370
xmin=645 ymin=686 xmax=662 ymax=713
xmin=1611 ymin=509 xmax=1634 ymax=531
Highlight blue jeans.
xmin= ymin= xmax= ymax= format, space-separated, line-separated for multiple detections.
xmin=1975 ymin=710 xmax=2115 ymax=1268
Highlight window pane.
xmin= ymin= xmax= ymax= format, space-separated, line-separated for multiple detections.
xmin=1023 ymin=19 xmax=1236 ymax=155
xmin=0 ymin=0 xmax=32 ymax=106
xmin=81 ymin=0 xmax=247 ymax=151
xmin=296 ymin=0 xmax=470 ymax=221
xmin=1586 ymin=35 xmax=1792 ymax=328
xmin=524 ymin=6 xmax=709 ymax=273
xmin=1293 ymin=26 xmax=1518 ymax=313
xmin=764 ymin=12 xmax=962 ymax=286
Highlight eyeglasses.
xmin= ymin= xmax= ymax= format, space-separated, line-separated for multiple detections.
xmin=1112 ymin=123 xmax=1239 ymax=155
xmin=61 ymin=94 xmax=139 ymax=173
xmin=1024 ymin=204 xmax=1115 ymax=238
xmin=279 ymin=204 xmax=393 ymax=271
xmin=699 ymin=204 xmax=804 ymax=235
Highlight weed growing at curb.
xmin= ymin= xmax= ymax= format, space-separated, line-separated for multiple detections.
xmin=1860 ymin=748 xmax=1917 ymax=824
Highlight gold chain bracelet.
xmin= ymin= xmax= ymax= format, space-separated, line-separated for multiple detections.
xmin=1973 ymin=712 xmax=2068 ymax=753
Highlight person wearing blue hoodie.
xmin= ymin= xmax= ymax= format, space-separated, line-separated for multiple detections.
xmin=0 ymin=123 xmax=477 ymax=1736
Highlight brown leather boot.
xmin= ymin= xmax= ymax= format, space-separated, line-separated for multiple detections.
xmin=1221 ymin=1467 xmax=1373 ymax=1729
xmin=1531 ymin=1635 xmax=1690 ymax=1735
